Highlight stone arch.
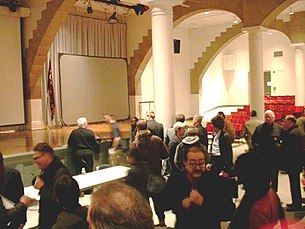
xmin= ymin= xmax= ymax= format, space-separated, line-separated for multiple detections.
xmin=25 ymin=0 xmax=75 ymax=100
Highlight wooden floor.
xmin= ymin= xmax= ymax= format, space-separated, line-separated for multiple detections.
xmin=0 ymin=121 xmax=131 ymax=156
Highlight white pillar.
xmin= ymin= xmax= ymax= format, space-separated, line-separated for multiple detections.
xmin=143 ymin=0 xmax=182 ymax=131
xmin=292 ymin=43 xmax=305 ymax=106
xmin=244 ymin=26 xmax=265 ymax=120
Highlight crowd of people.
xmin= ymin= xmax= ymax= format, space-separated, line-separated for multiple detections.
xmin=1 ymin=109 xmax=305 ymax=228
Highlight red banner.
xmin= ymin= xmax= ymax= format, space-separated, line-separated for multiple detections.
xmin=47 ymin=59 xmax=56 ymax=120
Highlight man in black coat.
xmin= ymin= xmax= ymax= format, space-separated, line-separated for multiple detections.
xmin=252 ymin=110 xmax=285 ymax=192
xmin=282 ymin=115 xmax=305 ymax=211
xmin=146 ymin=111 xmax=164 ymax=141
xmin=67 ymin=117 xmax=99 ymax=174
xmin=193 ymin=114 xmax=208 ymax=148
xmin=162 ymin=146 xmax=232 ymax=229
xmin=32 ymin=142 xmax=71 ymax=229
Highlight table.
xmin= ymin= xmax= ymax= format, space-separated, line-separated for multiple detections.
xmin=23 ymin=165 xmax=129 ymax=229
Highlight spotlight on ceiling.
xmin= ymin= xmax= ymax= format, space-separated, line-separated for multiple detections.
xmin=87 ymin=2 xmax=93 ymax=14
xmin=9 ymin=0 xmax=17 ymax=12
xmin=132 ymin=4 xmax=150 ymax=16
xmin=107 ymin=12 xmax=118 ymax=24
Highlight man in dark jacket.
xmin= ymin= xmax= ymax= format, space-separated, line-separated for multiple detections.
xmin=193 ymin=114 xmax=208 ymax=148
xmin=146 ymin=111 xmax=164 ymax=141
xmin=32 ymin=142 xmax=72 ymax=229
xmin=282 ymin=115 xmax=305 ymax=211
xmin=130 ymin=120 xmax=168 ymax=227
xmin=162 ymin=146 xmax=230 ymax=229
xmin=252 ymin=110 xmax=285 ymax=192
xmin=67 ymin=117 xmax=99 ymax=174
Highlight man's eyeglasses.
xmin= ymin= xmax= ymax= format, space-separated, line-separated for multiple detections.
xmin=33 ymin=154 xmax=44 ymax=161
xmin=187 ymin=160 xmax=205 ymax=169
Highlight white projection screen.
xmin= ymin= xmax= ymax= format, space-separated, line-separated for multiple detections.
xmin=0 ymin=15 xmax=25 ymax=126
xmin=60 ymin=54 xmax=129 ymax=125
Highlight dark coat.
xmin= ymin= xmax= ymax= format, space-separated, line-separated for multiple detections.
xmin=125 ymin=161 xmax=150 ymax=199
xmin=135 ymin=132 xmax=168 ymax=174
xmin=168 ymin=135 xmax=182 ymax=176
xmin=162 ymin=171 xmax=230 ymax=229
xmin=0 ymin=167 xmax=26 ymax=228
xmin=281 ymin=125 xmax=305 ymax=172
xmin=252 ymin=122 xmax=284 ymax=167
xmin=52 ymin=204 xmax=88 ymax=229
xmin=210 ymin=129 xmax=234 ymax=175
xmin=38 ymin=157 xmax=72 ymax=229
xmin=196 ymin=124 xmax=208 ymax=148
xmin=0 ymin=199 xmax=27 ymax=229
xmin=147 ymin=120 xmax=164 ymax=141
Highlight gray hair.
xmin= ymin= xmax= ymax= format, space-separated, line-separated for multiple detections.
xmin=77 ymin=117 xmax=88 ymax=128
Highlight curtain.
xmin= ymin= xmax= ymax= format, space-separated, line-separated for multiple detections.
xmin=42 ymin=14 xmax=127 ymax=126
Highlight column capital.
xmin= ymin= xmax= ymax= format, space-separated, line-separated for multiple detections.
xmin=242 ymin=26 xmax=268 ymax=34
xmin=291 ymin=42 xmax=305 ymax=50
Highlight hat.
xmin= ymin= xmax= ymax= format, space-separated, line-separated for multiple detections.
xmin=173 ymin=121 xmax=186 ymax=132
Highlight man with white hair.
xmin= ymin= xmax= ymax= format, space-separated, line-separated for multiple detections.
xmin=252 ymin=110 xmax=285 ymax=192
xmin=67 ymin=117 xmax=99 ymax=174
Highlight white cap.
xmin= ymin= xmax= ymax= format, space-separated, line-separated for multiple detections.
xmin=173 ymin=121 xmax=186 ymax=132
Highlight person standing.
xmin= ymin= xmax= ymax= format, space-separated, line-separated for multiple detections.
xmin=252 ymin=110 xmax=285 ymax=192
xmin=242 ymin=110 xmax=263 ymax=151
xmin=103 ymin=113 xmax=123 ymax=165
xmin=129 ymin=116 xmax=139 ymax=144
xmin=162 ymin=146 xmax=231 ymax=229
xmin=207 ymin=115 xmax=234 ymax=177
xmin=130 ymin=120 xmax=168 ymax=227
xmin=218 ymin=111 xmax=235 ymax=142
xmin=165 ymin=113 xmax=186 ymax=146
xmin=67 ymin=117 xmax=99 ymax=174
xmin=228 ymin=151 xmax=287 ymax=228
xmin=168 ymin=121 xmax=186 ymax=176
xmin=282 ymin=115 xmax=305 ymax=211
xmin=32 ymin=142 xmax=71 ymax=229
xmin=0 ymin=152 xmax=34 ymax=229
xmin=146 ymin=111 xmax=164 ymax=141
xmin=193 ymin=114 xmax=208 ymax=148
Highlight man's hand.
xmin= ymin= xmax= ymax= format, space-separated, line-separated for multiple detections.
xmin=20 ymin=195 xmax=36 ymax=206
xmin=190 ymin=189 xmax=204 ymax=206
xmin=182 ymin=197 xmax=192 ymax=209
xmin=33 ymin=176 xmax=44 ymax=190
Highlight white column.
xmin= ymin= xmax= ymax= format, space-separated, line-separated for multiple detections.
xmin=143 ymin=0 xmax=182 ymax=131
xmin=292 ymin=43 xmax=305 ymax=106
xmin=244 ymin=26 xmax=265 ymax=120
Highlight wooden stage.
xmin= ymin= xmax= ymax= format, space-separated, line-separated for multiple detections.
xmin=0 ymin=121 xmax=131 ymax=156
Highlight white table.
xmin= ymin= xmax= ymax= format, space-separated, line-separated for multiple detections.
xmin=23 ymin=166 xmax=129 ymax=229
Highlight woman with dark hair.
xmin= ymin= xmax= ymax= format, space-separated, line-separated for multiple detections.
xmin=228 ymin=151 xmax=287 ymax=229
xmin=206 ymin=115 xmax=234 ymax=177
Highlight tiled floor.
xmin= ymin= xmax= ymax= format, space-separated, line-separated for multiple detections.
xmin=153 ymin=143 xmax=305 ymax=229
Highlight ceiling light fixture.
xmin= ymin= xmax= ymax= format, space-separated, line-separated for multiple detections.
xmin=288 ymin=7 xmax=294 ymax=15
xmin=107 ymin=11 xmax=118 ymax=23
xmin=94 ymin=0 xmax=149 ymax=16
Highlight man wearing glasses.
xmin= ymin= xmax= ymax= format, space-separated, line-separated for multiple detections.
xmin=162 ymin=146 xmax=230 ymax=229
xmin=32 ymin=142 xmax=71 ymax=229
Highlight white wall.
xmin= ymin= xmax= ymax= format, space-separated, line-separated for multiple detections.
xmin=263 ymin=31 xmax=295 ymax=95
xmin=138 ymin=21 xmax=298 ymax=120
xmin=188 ymin=23 xmax=233 ymax=68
